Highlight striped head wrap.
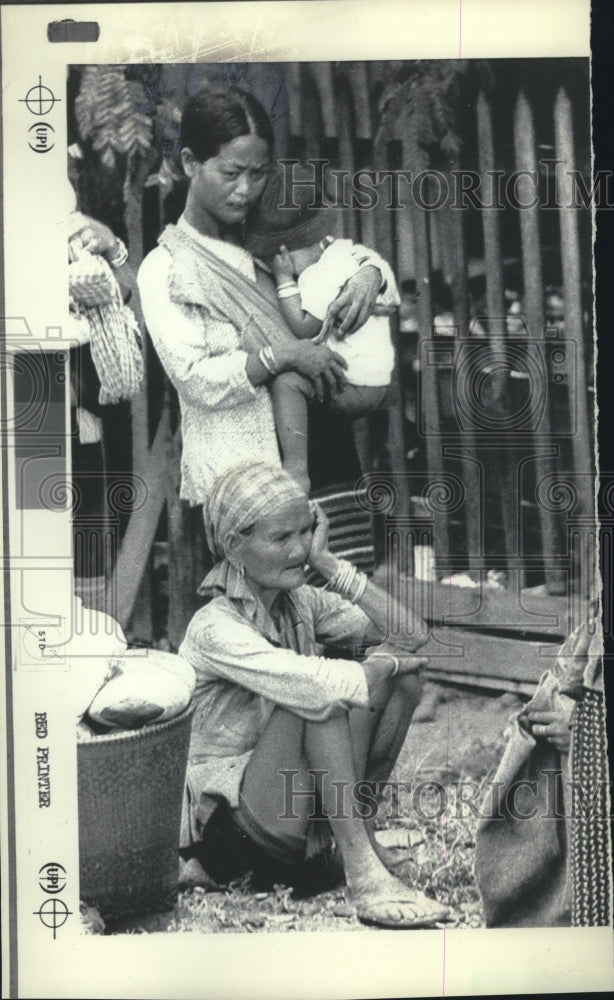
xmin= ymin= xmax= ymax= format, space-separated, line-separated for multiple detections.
xmin=204 ymin=462 xmax=308 ymax=560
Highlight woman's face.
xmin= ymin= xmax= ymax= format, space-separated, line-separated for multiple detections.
xmin=182 ymin=133 xmax=271 ymax=230
xmin=229 ymin=498 xmax=313 ymax=593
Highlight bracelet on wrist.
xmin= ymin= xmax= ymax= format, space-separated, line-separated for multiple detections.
xmin=258 ymin=345 xmax=280 ymax=377
xmin=324 ymin=557 xmax=368 ymax=603
xmin=277 ymin=282 xmax=300 ymax=300
xmin=108 ymin=238 xmax=128 ymax=268
xmin=350 ymin=570 xmax=369 ymax=604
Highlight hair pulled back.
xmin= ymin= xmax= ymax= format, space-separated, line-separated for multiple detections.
xmin=179 ymin=86 xmax=275 ymax=164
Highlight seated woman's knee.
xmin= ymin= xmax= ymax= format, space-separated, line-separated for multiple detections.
xmin=395 ymin=670 xmax=425 ymax=701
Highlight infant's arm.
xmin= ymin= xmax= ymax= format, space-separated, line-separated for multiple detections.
xmin=277 ymin=294 xmax=323 ymax=339
xmin=272 ymin=246 xmax=322 ymax=339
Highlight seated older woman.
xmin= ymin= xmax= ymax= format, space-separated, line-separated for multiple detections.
xmin=178 ymin=462 xmax=448 ymax=928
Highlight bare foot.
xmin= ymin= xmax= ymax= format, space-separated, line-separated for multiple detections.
xmin=348 ymin=869 xmax=450 ymax=928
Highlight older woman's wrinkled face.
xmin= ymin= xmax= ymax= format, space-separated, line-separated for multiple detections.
xmin=182 ymin=133 xmax=270 ymax=229
xmin=230 ymin=498 xmax=313 ymax=592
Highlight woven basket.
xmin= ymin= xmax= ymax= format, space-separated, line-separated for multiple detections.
xmin=77 ymin=702 xmax=195 ymax=919
xmin=69 ymin=249 xmax=116 ymax=307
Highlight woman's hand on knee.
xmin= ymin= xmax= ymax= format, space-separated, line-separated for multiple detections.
xmin=365 ymin=649 xmax=428 ymax=674
xmin=365 ymin=639 xmax=428 ymax=670
xmin=362 ymin=651 xmax=427 ymax=693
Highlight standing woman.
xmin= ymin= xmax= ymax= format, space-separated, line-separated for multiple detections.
xmin=138 ymin=86 xmax=386 ymax=504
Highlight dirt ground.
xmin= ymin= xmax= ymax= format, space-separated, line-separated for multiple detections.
xmin=89 ymin=683 xmax=523 ymax=936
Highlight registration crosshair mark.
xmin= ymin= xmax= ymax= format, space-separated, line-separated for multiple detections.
xmin=34 ymin=898 xmax=72 ymax=938
xmin=19 ymin=77 xmax=61 ymax=116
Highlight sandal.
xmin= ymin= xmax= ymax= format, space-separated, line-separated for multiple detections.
xmin=352 ymin=888 xmax=451 ymax=929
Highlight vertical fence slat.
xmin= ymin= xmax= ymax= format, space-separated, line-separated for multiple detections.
xmin=124 ymin=170 xmax=153 ymax=638
xmin=301 ymin=70 xmax=324 ymax=161
xmin=554 ymin=86 xmax=594 ymax=525
xmin=378 ymin=137 xmax=411 ymax=525
xmin=346 ymin=63 xmax=372 ymax=141
xmin=285 ymin=63 xmax=303 ymax=139
xmin=396 ymin=198 xmax=416 ymax=281
xmin=477 ymin=90 xmax=520 ymax=581
xmin=406 ymin=124 xmax=450 ymax=571
xmin=514 ymin=92 xmax=545 ymax=343
xmin=446 ymin=156 xmax=482 ymax=573
xmin=514 ymin=91 xmax=565 ymax=593
xmin=429 ymin=209 xmax=442 ymax=273
xmin=311 ymin=63 xmax=337 ymax=139
xmin=335 ymin=81 xmax=360 ymax=242
xmin=477 ymin=92 xmax=506 ymax=337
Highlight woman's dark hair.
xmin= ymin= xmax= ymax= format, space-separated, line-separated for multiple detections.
xmin=179 ymin=86 xmax=275 ymax=164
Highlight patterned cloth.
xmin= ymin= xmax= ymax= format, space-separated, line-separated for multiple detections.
xmin=203 ymin=462 xmax=306 ymax=559
xmin=159 ymin=223 xmax=297 ymax=354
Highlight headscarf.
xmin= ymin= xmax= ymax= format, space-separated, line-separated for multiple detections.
xmin=203 ymin=462 xmax=308 ymax=561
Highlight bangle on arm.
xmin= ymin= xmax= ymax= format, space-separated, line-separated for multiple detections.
xmin=258 ymin=345 xmax=280 ymax=377
xmin=276 ymin=281 xmax=300 ymax=299
xmin=351 ymin=570 xmax=369 ymax=604
xmin=324 ymin=556 xmax=369 ymax=604
xmin=108 ymin=238 xmax=128 ymax=268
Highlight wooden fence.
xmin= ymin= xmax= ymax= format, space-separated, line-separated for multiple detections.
xmin=81 ymin=61 xmax=595 ymax=648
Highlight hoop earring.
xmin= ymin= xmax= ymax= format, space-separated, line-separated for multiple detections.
xmin=237 ymin=564 xmax=245 ymax=579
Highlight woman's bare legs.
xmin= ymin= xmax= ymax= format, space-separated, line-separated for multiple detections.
xmin=239 ymin=683 xmax=446 ymax=925
xmin=179 ymin=677 xmax=420 ymax=892
xmin=342 ymin=671 xmax=424 ymax=866
xmin=239 ymin=671 xmax=422 ymax=842
xmin=349 ymin=671 xmax=424 ymax=782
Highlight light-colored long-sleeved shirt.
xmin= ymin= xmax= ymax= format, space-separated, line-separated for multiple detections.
xmin=138 ymin=216 xmax=399 ymax=504
xmin=178 ymin=562 xmax=370 ymax=846
xmin=137 ymin=217 xmax=281 ymax=504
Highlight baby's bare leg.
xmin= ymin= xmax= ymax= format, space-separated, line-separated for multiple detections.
xmin=270 ymin=371 xmax=314 ymax=494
